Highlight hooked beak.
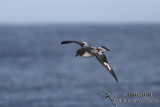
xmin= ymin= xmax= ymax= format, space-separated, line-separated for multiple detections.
xmin=75 ymin=53 xmax=78 ymax=57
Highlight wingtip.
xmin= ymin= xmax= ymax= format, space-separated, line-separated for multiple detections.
xmin=101 ymin=46 xmax=110 ymax=51
xmin=116 ymin=79 xmax=118 ymax=83
xmin=61 ymin=41 xmax=65 ymax=44
xmin=61 ymin=40 xmax=73 ymax=45
xmin=112 ymin=73 xmax=118 ymax=83
xmin=61 ymin=41 xmax=68 ymax=44
xmin=114 ymin=77 xmax=118 ymax=83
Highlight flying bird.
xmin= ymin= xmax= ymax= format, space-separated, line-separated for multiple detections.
xmin=61 ymin=40 xmax=118 ymax=82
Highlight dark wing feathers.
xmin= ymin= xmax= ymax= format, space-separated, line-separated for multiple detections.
xmin=100 ymin=46 xmax=110 ymax=51
xmin=61 ymin=41 xmax=73 ymax=44
xmin=61 ymin=40 xmax=118 ymax=82
xmin=61 ymin=40 xmax=90 ymax=47
xmin=95 ymin=53 xmax=118 ymax=82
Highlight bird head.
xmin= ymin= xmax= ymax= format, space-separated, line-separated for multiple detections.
xmin=75 ymin=49 xmax=84 ymax=57
xmin=75 ymin=50 xmax=80 ymax=57
xmin=75 ymin=53 xmax=79 ymax=57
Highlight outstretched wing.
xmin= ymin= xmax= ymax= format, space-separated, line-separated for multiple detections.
xmin=94 ymin=52 xmax=118 ymax=82
xmin=98 ymin=46 xmax=110 ymax=53
xmin=61 ymin=40 xmax=90 ymax=47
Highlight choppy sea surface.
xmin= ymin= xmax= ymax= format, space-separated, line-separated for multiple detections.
xmin=0 ymin=24 xmax=160 ymax=107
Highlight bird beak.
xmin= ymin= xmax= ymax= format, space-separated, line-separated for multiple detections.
xmin=75 ymin=53 xmax=78 ymax=57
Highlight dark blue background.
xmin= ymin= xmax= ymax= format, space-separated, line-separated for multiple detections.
xmin=0 ymin=24 xmax=160 ymax=107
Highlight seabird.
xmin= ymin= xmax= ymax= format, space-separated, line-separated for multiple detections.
xmin=61 ymin=40 xmax=118 ymax=82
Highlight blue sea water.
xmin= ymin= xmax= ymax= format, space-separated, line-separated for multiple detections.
xmin=0 ymin=24 xmax=160 ymax=107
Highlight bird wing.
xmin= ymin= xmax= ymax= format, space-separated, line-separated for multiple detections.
xmin=94 ymin=52 xmax=118 ymax=82
xmin=61 ymin=40 xmax=90 ymax=47
xmin=97 ymin=46 xmax=110 ymax=52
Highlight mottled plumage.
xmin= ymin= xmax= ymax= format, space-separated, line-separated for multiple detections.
xmin=61 ymin=40 xmax=118 ymax=82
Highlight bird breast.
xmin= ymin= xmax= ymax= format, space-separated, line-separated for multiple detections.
xmin=82 ymin=52 xmax=93 ymax=57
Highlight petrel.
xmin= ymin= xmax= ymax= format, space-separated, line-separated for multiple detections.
xmin=61 ymin=40 xmax=118 ymax=82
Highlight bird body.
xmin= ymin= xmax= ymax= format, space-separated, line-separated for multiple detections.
xmin=82 ymin=51 xmax=93 ymax=57
xmin=61 ymin=40 xmax=118 ymax=82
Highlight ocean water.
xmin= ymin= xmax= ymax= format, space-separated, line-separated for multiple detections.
xmin=0 ymin=24 xmax=160 ymax=107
